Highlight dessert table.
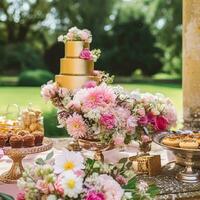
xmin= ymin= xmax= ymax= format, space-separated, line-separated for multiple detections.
xmin=0 ymin=138 xmax=200 ymax=200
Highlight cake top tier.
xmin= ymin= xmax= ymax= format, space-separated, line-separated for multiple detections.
xmin=58 ymin=26 xmax=92 ymax=43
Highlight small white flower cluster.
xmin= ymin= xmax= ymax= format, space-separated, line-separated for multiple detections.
xmin=57 ymin=26 xmax=92 ymax=43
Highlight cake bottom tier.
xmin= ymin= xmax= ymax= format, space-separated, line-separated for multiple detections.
xmin=55 ymin=74 xmax=99 ymax=90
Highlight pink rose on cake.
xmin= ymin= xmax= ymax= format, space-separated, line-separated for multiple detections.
xmin=80 ymin=48 xmax=93 ymax=60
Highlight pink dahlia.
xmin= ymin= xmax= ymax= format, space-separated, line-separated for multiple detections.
xmin=66 ymin=113 xmax=88 ymax=138
xmin=80 ymin=48 xmax=93 ymax=60
xmin=85 ymin=191 xmax=105 ymax=200
xmin=41 ymin=81 xmax=57 ymax=101
xmin=82 ymin=85 xmax=116 ymax=110
xmin=100 ymin=113 xmax=116 ymax=129
xmin=83 ymin=81 xmax=97 ymax=89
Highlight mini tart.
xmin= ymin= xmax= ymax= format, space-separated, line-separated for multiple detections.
xmin=0 ymin=135 xmax=8 ymax=147
xmin=17 ymin=130 xmax=30 ymax=136
xmin=32 ymin=131 xmax=44 ymax=146
xmin=5 ymin=131 xmax=15 ymax=146
xmin=23 ymin=134 xmax=35 ymax=147
xmin=179 ymin=139 xmax=199 ymax=149
xmin=162 ymin=137 xmax=180 ymax=147
xmin=9 ymin=135 xmax=23 ymax=148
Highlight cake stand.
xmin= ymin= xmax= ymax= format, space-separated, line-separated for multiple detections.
xmin=0 ymin=137 xmax=53 ymax=183
xmin=153 ymin=132 xmax=200 ymax=183
xmin=78 ymin=138 xmax=114 ymax=161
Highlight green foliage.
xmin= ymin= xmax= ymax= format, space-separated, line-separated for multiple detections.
xmin=0 ymin=193 xmax=14 ymax=200
xmin=43 ymin=109 xmax=68 ymax=137
xmin=18 ymin=69 xmax=54 ymax=86
xmin=0 ymin=43 xmax=45 ymax=75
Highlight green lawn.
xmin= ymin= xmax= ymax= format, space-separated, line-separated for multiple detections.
xmin=0 ymin=83 xmax=182 ymax=119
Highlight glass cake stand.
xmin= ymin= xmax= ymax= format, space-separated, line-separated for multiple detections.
xmin=153 ymin=132 xmax=200 ymax=183
xmin=0 ymin=137 xmax=53 ymax=183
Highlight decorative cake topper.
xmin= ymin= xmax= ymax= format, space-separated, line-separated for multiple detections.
xmin=58 ymin=26 xmax=92 ymax=43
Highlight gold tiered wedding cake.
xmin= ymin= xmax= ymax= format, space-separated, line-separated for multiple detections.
xmin=55 ymin=27 xmax=101 ymax=90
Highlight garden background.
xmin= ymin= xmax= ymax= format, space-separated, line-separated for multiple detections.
xmin=0 ymin=0 xmax=182 ymax=137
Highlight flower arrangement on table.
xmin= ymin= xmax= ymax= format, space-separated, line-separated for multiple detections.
xmin=41 ymin=79 xmax=177 ymax=150
xmin=17 ymin=150 xmax=158 ymax=200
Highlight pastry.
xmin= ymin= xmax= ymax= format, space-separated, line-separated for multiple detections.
xmin=179 ymin=139 xmax=199 ymax=149
xmin=17 ymin=130 xmax=30 ymax=136
xmin=9 ymin=135 xmax=23 ymax=148
xmin=32 ymin=131 xmax=44 ymax=146
xmin=5 ymin=131 xmax=15 ymax=146
xmin=0 ymin=134 xmax=8 ymax=147
xmin=23 ymin=134 xmax=35 ymax=147
xmin=162 ymin=136 xmax=180 ymax=147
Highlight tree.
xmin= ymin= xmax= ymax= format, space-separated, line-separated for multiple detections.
xmin=99 ymin=14 xmax=163 ymax=76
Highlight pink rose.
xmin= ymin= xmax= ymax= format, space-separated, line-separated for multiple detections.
xmin=147 ymin=112 xmax=156 ymax=123
xmin=154 ymin=116 xmax=168 ymax=131
xmin=83 ymin=81 xmax=97 ymax=88
xmin=17 ymin=192 xmax=25 ymax=200
xmin=141 ymin=135 xmax=151 ymax=143
xmin=36 ymin=180 xmax=49 ymax=194
xmin=54 ymin=177 xmax=64 ymax=195
xmin=138 ymin=116 xmax=148 ymax=126
xmin=85 ymin=191 xmax=105 ymax=200
xmin=116 ymin=175 xmax=127 ymax=185
xmin=100 ymin=113 xmax=116 ymax=129
xmin=114 ymin=135 xmax=124 ymax=146
xmin=80 ymin=48 xmax=93 ymax=60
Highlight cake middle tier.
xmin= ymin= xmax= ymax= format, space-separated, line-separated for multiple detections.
xmin=55 ymin=74 xmax=100 ymax=90
xmin=60 ymin=58 xmax=94 ymax=75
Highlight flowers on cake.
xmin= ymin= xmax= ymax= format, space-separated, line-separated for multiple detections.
xmin=17 ymin=151 xmax=158 ymax=200
xmin=41 ymin=81 xmax=177 ymax=147
xmin=58 ymin=26 xmax=92 ymax=43
xmin=80 ymin=48 xmax=101 ymax=62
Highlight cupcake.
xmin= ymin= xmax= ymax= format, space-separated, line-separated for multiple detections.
xmin=5 ymin=131 xmax=15 ymax=146
xmin=17 ymin=130 xmax=30 ymax=136
xmin=9 ymin=135 xmax=23 ymax=148
xmin=32 ymin=131 xmax=44 ymax=146
xmin=0 ymin=135 xmax=8 ymax=147
xmin=23 ymin=134 xmax=35 ymax=147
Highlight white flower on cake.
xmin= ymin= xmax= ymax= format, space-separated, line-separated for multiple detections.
xmin=54 ymin=150 xmax=84 ymax=174
xmin=61 ymin=171 xmax=83 ymax=198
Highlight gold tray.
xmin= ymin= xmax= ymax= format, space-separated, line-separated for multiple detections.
xmin=153 ymin=132 xmax=200 ymax=183
xmin=0 ymin=137 xmax=53 ymax=184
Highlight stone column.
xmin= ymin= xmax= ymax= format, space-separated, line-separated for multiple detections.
xmin=183 ymin=0 xmax=200 ymax=129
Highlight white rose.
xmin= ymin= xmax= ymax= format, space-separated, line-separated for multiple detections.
xmin=57 ymin=35 xmax=64 ymax=42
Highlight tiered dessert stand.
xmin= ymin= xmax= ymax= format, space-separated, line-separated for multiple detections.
xmin=0 ymin=137 xmax=53 ymax=183
xmin=154 ymin=132 xmax=200 ymax=183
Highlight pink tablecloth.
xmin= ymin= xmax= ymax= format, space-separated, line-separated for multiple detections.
xmin=0 ymin=141 xmax=173 ymax=198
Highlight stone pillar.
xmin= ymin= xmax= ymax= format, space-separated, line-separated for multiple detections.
xmin=183 ymin=0 xmax=200 ymax=129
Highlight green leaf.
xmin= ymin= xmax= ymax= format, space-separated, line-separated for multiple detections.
xmin=35 ymin=158 xmax=46 ymax=165
xmin=0 ymin=193 xmax=14 ymax=200
xmin=147 ymin=184 xmax=160 ymax=197
xmin=119 ymin=157 xmax=128 ymax=164
xmin=126 ymin=161 xmax=133 ymax=169
xmin=123 ymin=177 xmax=137 ymax=189
xmin=45 ymin=151 xmax=54 ymax=161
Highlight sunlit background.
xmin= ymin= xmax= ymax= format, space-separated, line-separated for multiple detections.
xmin=0 ymin=0 xmax=182 ymax=137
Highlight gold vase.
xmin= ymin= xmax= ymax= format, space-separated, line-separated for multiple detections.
xmin=78 ymin=138 xmax=113 ymax=162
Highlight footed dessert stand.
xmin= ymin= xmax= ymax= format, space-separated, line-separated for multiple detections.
xmin=0 ymin=138 xmax=53 ymax=183
xmin=154 ymin=133 xmax=200 ymax=183
xmin=78 ymin=138 xmax=114 ymax=161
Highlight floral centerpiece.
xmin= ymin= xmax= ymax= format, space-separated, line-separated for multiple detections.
xmin=17 ymin=150 xmax=158 ymax=200
xmin=41 ymin=79 xmax=177 ymax=153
